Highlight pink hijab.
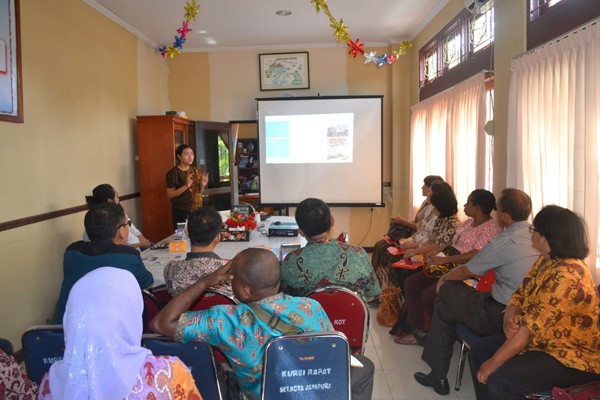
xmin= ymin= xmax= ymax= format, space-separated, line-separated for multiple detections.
xmin=48 ymin=267 xmax=151 ymax=399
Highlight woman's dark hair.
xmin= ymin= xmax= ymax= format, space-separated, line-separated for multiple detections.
xmin=423 ymin=175 xmax=444 ymax=187
xmin=429 ymin=181 xmax=458 ymax=217
xmin=175 ymin=144 xmax=193 ymax=164
xmin=533 ymin=205 xmax=589 ymax=259
xmin=469 ymin=189 xmax=497 ymax=215
xmin=85 ymin=184 xmax=116 ymax=207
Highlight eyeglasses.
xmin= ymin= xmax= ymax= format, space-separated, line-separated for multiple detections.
xmin=115 ymin=220 xmax=132 ymax=231
xmin=528 ymin=226 xmax=540 ymax=235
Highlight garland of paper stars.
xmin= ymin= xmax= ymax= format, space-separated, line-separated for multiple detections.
xmin=159 ymin=0 xmax=412 ymax=67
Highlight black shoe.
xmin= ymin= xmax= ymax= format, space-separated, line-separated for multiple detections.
xmin=414 ymin=372 xmax=450 ymax=395
xmin=367 ymin=296 xmax=380 ymax=308
xmin=413 ymin=329 xmax=428 ymax=346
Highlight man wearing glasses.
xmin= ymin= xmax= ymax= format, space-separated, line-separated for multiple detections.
xmin=54 ymin=202 xmax=153 ymax=323
xmin=414 ymin=188 xmax=540 ymax=395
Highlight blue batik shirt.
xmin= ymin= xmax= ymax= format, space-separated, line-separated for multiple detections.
xmin=174 ymin=292 xmax=334 ymax=400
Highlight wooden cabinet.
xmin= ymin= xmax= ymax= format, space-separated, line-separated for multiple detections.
xmin=137 ymin=115 xmax=195 ymax=242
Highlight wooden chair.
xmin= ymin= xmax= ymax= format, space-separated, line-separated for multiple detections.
xmin=261 ymin=332 xmax=351 ymax=399
xmin=307 ymin=284 xmax=369 ymax=354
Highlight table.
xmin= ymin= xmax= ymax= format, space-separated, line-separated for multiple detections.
xmin=142 ymin=216 xmax=306 ymax=287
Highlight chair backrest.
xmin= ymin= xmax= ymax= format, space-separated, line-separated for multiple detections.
xmin=189 ymin=289 xmax=239 ymax=311
xmin=149 ymin=284 xmax=173 ymax=306
xmin=142 ymin=335 xmax=223 ymax=400
xmin=261 ymin=332 xmax=351 ymax=400
xmin=476 ymin=270 xmax=496 ymax=292
xmin=0 ymin=338 xmax=13 ymax=356
xmin=142 ymin=289 xmax=164 ymax=333
xmin=307 ymin=284 xmax=369 ymax=354
xmin=21 ymin=325 xmax=65 ymax=384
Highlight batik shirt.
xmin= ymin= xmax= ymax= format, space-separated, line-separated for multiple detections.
xmin=507 ymin=256 xmax=600 ymax=373
xmin=280 ymin=239 xmax=381 ymax=301
xmin=174 ymin=293 xmax=333 ymax=400
xmin=39 ymin=355 xmax=202 ymax=400
xmin=164 ymin=252 xmax=232 ymax=297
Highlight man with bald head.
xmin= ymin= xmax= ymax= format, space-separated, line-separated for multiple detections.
xmin=413 ymin=188 xmax=540 ymax=396
xmin=151 ymin=248 xmax=374 ymax=400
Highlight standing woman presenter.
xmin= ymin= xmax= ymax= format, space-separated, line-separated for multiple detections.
xmin=166 ymin=144 xmax=208 ymax=228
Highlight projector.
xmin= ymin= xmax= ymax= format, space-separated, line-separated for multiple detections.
xmin=268 ymin=221 xmax=299 ymax=237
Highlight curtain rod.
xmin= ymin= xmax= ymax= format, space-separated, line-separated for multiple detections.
xmin=512 ymin=17 xmax=599 ymax=63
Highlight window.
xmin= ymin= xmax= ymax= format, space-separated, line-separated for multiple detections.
xmin=419 ymin=2 xmax=494 ymax=91
xmin=217 ymin=136 xmax=230 ymax=183
xmin=527 ymin=0 xmax=600 ymax=50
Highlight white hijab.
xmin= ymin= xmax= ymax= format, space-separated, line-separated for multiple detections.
xmin=49 ymin=267 xmax=151 ymax=399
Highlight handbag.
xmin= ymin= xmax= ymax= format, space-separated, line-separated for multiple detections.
xmin=552 ymin=381 xmax=600 ymax=400
xmin=423 ymin=246 xmax=461 ymax=279
xmin=386 ymin=222 xmax=414 ymax=243
xmin=376 ymin=287 xmax=403 ymax=327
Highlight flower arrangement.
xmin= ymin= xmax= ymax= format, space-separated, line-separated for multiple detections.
xmin=221 ymin=211 xmax=257 ymax=241
xmin=224 ymin=212 xmax=257 ymax=231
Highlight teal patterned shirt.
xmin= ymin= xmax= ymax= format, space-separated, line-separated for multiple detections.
xmin=280 ymin=239 xmax=381 ymax=301
xmin=174 ymin=293 xmax=333 ymax=400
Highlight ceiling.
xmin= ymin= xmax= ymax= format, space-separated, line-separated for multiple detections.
xmin=85 ymin=0 xmax=450 ymax=52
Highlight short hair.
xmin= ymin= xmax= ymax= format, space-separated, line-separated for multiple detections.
xmin=295 ymin=198 xmax=331 ymax=238
xmin=187 ymin=206 xmax=222 ymax=246
xmin=175 ymin=144 xmax=193 ymax=164
xmin=85 ymin=184 xmax=116 ymax=207
xmin=498 ymin=188 xmax=532 ymax=221
xmin=232 ymin=248 xmax=280 ymax=292
xmin=423 ymin=175 xmax=444 ymax=187
xmin=533 ymin=205 xmax=589 ymax=259
xmin=84 ymin=202 xmax=126 ymax=241
xmin=469 ymin=189 xmax=497 ymax=215
xmin=429 ymin=181 xmax=458 ymax=217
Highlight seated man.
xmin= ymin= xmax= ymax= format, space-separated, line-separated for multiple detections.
xmin=414 ymin=188 xmax=540 ymax=395
xmin=54 ymin=202 xmax=153 ymax=323
xmin=163 ymin=205 xmax=232 ymax=297
xmin=280 ymin=198 xmax=380 ymax=301
xmin=150 ymin=248 xmax=375 ymax=400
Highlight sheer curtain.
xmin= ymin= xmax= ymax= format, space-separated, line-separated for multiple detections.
xmin=507 ymin=19 xmax=600 ymax=280
xmin=410 ymin=73 xmax=487 ymax=218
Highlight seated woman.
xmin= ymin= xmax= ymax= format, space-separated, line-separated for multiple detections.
xmin=84 ymin=184 xmax=151 ymax=249
xmin=470 ymin=205 xmax=600 ymax=399
xmin=396 ymin=189 xmax=502 ymax=345
xmin=390 ymin=181 xmax=460 ymax=336
xmin=39 ymin=267 xmax=202 ymax=399
xmin=371 ymin=176 xmax=443 ymax=299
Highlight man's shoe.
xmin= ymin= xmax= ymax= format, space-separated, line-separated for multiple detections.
xmin=413 ymin=329 xmax=428 ymax=346
xmin=414 ymin=372 xmax=450 ymax=395
xmin=367 ymin=296 xmax=380 ymax=308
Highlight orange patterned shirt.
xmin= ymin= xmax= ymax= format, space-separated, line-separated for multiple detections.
xmin=508 ymin=256 xmax=600 ymax=373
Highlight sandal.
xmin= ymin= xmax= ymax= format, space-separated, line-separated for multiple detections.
xmin=393 ymin=333 xmax=418 ymax=345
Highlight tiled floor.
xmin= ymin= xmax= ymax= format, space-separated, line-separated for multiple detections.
xmin=365 ymin=308 xmax=476 ymax=400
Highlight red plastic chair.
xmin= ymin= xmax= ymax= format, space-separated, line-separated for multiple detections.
xmin=189 ymin=289 xmax=239 ymax=363
xmin=189 ymin=289 xmax=238 ymax=311
xmin=307 ymin=285 xmax=369 ymax=354
xmin=150 ymin=285 xmax=173 ymax=306
xmin=142 ymin=290 xmax=163 ymax=333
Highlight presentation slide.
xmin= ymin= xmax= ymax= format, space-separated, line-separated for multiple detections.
xmin=257 ymin=96 xmax=383 ymax=207
xmin=265 ymin=113 xmax=354 ymax=164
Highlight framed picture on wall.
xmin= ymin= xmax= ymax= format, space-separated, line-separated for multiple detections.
xmin=259 ymin=52 xmax=310 ymax=91
xmin=0 ymin=0 xmax=23 ymax=123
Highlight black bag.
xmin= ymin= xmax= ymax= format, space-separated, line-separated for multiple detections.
xmin=386 ymin=222 xmax=414 ymax=243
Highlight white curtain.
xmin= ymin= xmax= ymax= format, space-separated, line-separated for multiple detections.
xmin=410 ymin=73 xmax=487 ymax=218
xmin=507 ymin=19 xmax=600 ymax=280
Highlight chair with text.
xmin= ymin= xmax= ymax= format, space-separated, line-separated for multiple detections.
xmin=261 ymin=332 xmax=351 ymax=399
xmin=21 ymin=325 xmax=65 ymax=384
xmin=307 ymin=284 xmax=369 ymax=354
